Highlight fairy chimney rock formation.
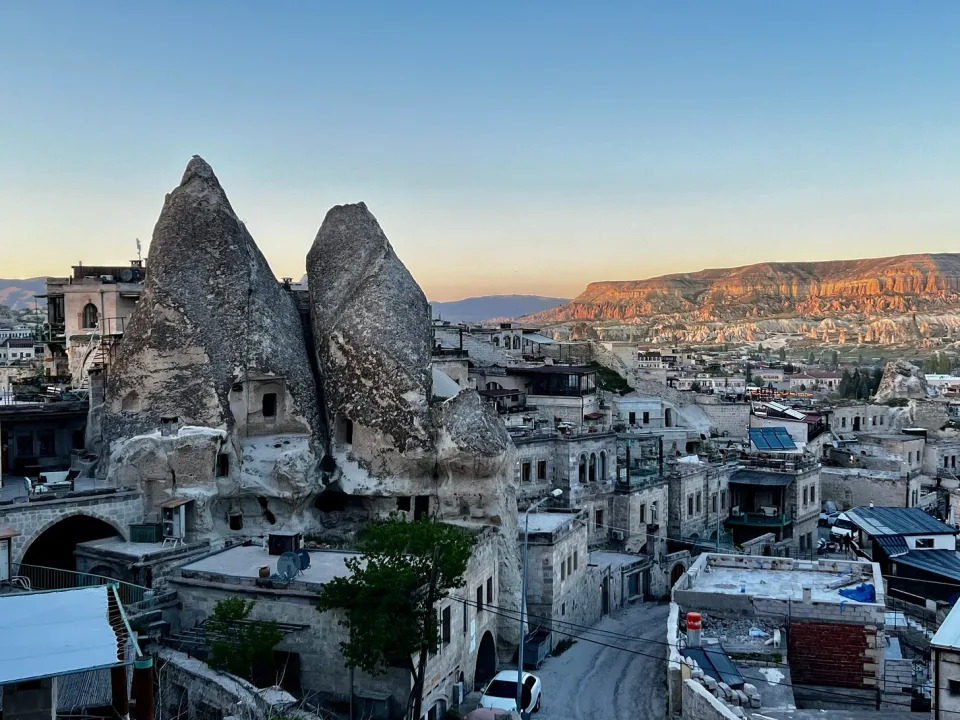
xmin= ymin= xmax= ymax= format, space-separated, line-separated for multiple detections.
xmin=104 ymin=156 xmax=321 ymax=449
xmin=307 ymin=203 xmax=432 ymax=457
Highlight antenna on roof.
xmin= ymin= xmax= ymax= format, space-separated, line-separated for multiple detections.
xmin=136 ymin=238 xmax=142 ymax=262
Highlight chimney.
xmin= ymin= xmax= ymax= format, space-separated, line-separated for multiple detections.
xmin=802 ymin=585 xmax=812 ymax=601
xmin=160 ymin=415 xmax=180 ymax=437
xmin=686 ymin=612 xmax=702 ymax=648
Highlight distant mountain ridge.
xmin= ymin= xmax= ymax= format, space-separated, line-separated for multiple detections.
xmin=0 ymin=278 xmax=46 ymax=309
xmin=526 ymin=253 xmax=960 ymax=324
xmin=431 ymin=294 xmax=569 ymax=323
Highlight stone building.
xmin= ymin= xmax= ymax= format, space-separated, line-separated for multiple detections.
xmin=667 ymin=460 xmax=733 ymax=549
xmin=520 ymin=510 xmax=600 ymax=634
xmin=819 ymin=467 xmax=925 ymax=511
xmin=40 ymin=261 xmax=144 ymax=383
xmin=170 ymin=525 xmax=503 ymax=719
xmin=829 ymin=403 xmax=893 ymax=434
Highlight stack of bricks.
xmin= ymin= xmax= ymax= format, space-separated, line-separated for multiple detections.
xmin=787 ymin=621 xmax=882 ymax=688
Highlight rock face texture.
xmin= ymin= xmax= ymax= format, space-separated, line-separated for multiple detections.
xmin=103 ymin=156 xmax=321 ymax=444
xmin=873 ymin=360 xmax=930 ymax=403
xmin=307 ymin=203 xmax=432 ymax=454
xmin=523 ymin=254 xmax=960 ymax=346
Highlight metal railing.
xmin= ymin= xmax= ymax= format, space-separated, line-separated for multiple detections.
xmin=10 ymin=563 xmax=150 ymax=607
xmin=726 ymin=511 xmax=793 ymax=527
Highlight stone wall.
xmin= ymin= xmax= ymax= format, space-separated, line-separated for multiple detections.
xmin=881 ymin=657 xmax=914 ymax=709
xmin=0 ymin=490 xmax=142 ymax=564
xmin=913 ymin=401 xmax=950 ymax=432
xmin=820 ymin=467 xmax=918 ymax=510
xmin=695 ymin=400 xmax=750 ymax=439
xmin=681 ymin=679 xmax=741 ymax=720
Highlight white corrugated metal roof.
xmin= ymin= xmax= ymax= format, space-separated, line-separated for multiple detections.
xmin=933 ymin=602 xmax=960 ymax=650
xmin=0 ymin=586 xmax=132 ymax=684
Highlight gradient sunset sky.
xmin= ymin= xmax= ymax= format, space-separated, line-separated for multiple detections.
xmin=2 ymin=2 xmax=959 ymax=301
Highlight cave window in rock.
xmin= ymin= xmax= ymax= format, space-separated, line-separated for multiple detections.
xmin=337 ymin=416 xmax=354 ymax=444
xmin=589 ymin=453 xmax=597 ymax=482
xmin=258 ymin=496 xmax=276 ymax=525
xmin=414 ymin=495 xmax=430 ymax=521
xmin=216 ymin=453 xmax=230 ymax=478
xmin=262 ymin=392 xmax=277 ymax=419
xmin=664 ymin=408 xmax=673 ymax=427
xmin=397 ymin=496 xmax=412 ymax=512
xmin=81 ymin=303 xmax=99 ymax=329
xmin=229 ymin=513 xmax=243 ymax=531
xmin=578 ymin=454 xmax=587 ymax=484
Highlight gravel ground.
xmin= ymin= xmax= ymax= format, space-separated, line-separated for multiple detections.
xmin=533 ymin=601 xmax=669 ymax=720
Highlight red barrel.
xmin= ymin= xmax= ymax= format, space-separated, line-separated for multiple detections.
xmin=686 ymin=612 xmax=702 ymax=630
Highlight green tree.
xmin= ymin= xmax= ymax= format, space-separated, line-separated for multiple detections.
xmin=838 ymin=369 xmax=851 ymax=397
xmin=807 ymin=351 xmax=815 ymax=364
xmin=830 ymin=350 xmax=839 ymax=367
xmin=758 ymin=343 xmax=766 ymax=356
xmin=778 ymin=347 xmax=786 ymax=362
xmin=205 ymin=598 xmax=283 ymax=681
xmin=316 ymin=517 xmax=474 ymax=720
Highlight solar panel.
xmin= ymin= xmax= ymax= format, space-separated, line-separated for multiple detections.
xmin=749 ymin=427 xmax=796 ymax=451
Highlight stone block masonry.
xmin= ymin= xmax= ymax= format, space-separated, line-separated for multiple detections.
xmin=788 ymin=621 xmax=880 ymax=688
xmin=681 ymin=679 xmax=741 ymax=720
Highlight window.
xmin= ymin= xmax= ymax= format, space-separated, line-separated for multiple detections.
xmin=262 ymin=392 xmax=277 ymax=418
xmin=229 ymin=513 xmax=243 ymax=530
xmin=72 ymin=429 xmax=85 ymax=450
xmin=643 ymin=411 xmax=650 ymax=424
xmin=561 ymin=602 xmax=566 ymax=617
xmin=799 ymin=534 xmax=806 ymax=551
xmin=574 ymin=551 xmax=578 ymax=570
xmin=521 ymin=462 xmax=531 ymax=482
xmin=711 ymin=494 xmax=717 ymax=513
xmin=463 ymin=600 xmax=468 ymax=634
xmin=567 ymin=556 xmax=572 ymax=576
xmin=810 ymin=486 xmax=815 ymax=504
xmin=916 ymin=538 xmax=934 ymax=549
xmin=537 ymin=460 xmax=547 ymax=480
xmin=629 ymin=412 xmax=636 ymax=425
xmin=16 ymin=434 xmax=32 ymax=456
xmin=339 ymin=417 xmax=353 ymax=444
xmin=803 ymin=487 xmax=808 ymax=506
xmin=949 ymin=679 xmax=960 ymax=697
xmin=639 ymin=504 xmax=646 ymax=524
xmin=476 ymin=586 xmax=483 ymax=613
xmin=442 ymin=606 xmax=451 ymax=644
xmin=397 ymin=496 xmax=411 ymax=512
xmin=600 ymin=452 xmax=607 ymax=480
xmin=720 ymin=491 xmax=726 ymax=510
xmin=880 ymin=416 xmax=884 ymax=425
xmin=561 ymin=559 xmax=566 ymax=581
xmin=687 ymin=496 xmax=694 ymax=517
xmin=38 ymin=429 xmax=55 ymax=456
xmin=871 ymin=416 xmax=876 ymax=426
xmin=513 ymin=336 xmax=520 ymax=350
xmin=841 ymin=417 xmax=847 ymax=428
xmin=216 ymin=453 xmax=230 ymax=477
xmin=82 ymin=302 xmax=99 ymax=329
xmin=627 ymin=572 xmax=641 ymax=598
xmin=486 ymin=577 xmax=493 ymax=603
xmin=695 ymin=492 xmax=702 ymax=514
xmin=595 ymin=509 xmax=604 ymax=530
xmin=589 ymin=453 xmax=597 ymax=482
xmin=946 ymin=457 xmax=950 ymax=469
xmin=651 ymin=502 xmax=658 ymax=522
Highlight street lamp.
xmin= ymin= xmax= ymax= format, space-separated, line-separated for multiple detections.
xmin=518 ymin=488 xmax=562 ymax=715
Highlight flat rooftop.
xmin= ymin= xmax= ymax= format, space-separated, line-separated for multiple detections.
xmin=680 ymin=554 xmax=881 ymax=604
xmin=589 ymin=551 xmax=648 ymax=570
xmin=179 ymin=545 xmax=360 ymax=588
xmin=76 ymin=536 xmax=208 ymax=560
xmin=522 ymin=511 xmax=578 ymax=535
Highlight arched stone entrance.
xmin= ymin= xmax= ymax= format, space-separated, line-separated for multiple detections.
xmin=21 ymin=514 xmax=121 ymax=572
xmin=670 ymin=562 xmax=686 ymax=588
xmin=474 ymin=631 xmax=498 ymax=691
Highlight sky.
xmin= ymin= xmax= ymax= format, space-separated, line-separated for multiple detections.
xmin=1 ymin=2 xmax=959 ymax=301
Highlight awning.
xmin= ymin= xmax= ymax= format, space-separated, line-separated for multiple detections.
xmin=893 ymin=550 xmax=960 ymax=584
xmin=522 ymin=333 xmax=556 ymax=344
xmin=729 ymin=470 xmax=794 ymax=487
xmin=874 ymin=534 xmax=909 ymax=557
xmin=0 ymin=586 xmax=139 ymax=684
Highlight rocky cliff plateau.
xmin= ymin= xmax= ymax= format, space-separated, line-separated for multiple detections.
xmin=524 ymin=254 xmax=960 ymax=346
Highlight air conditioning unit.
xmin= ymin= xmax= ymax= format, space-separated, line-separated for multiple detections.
xmin=611 ymin=529 xmax=625 ymax=541
xmin=161 ymin=504 xmax=186 ymax=540
xmin=268 ymin=531 xmax=302 ymax=556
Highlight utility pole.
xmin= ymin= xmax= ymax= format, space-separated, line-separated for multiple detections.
xmin=411 ymin=545 xmax=440 ymax=720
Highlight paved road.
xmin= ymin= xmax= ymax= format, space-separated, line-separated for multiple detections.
xmin=534 ymin=602 xmax=669 ymax=720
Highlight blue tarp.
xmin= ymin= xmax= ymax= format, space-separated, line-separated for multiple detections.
xmin=838 ymin=583 xmax=876 ymax=603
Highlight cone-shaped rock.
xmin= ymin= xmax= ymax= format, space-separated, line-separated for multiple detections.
xmin=307 ymin=203 xmax=431 ymax=453
xmin=103 ymin=156 xmax=321 ymax=444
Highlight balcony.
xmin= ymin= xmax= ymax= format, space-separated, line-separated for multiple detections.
xmin=726 ymin=510 xmax=792 ymax=527
xmin=738 ymin=453 xmax=818 ymax=473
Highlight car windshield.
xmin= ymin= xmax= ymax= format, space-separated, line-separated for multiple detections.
xmin=484 ymin=680 xmax=517 ymax=699
xmin=835 ymin=519 xmax=855 ymax=530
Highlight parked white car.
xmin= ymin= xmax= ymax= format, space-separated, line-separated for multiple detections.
xmin=478 ymin=671 xmax=542 ymax=714
xmin=830 ymin=513 xmax=857 ymax=541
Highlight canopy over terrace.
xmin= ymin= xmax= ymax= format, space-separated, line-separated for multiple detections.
xmin=0 ymin=585 xmax=140 ymax=685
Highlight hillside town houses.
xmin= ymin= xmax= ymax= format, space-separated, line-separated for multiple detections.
xmin=4 ymin=172 xmax=960 ymax=720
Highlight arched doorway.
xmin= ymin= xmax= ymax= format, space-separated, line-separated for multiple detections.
xmin=474 ymin=631 xmax=497 ymax=691
xmin=21 ymin=514 xmax=120 ymax=573
xmin=670 ymin=563 xmax=686 ymax=588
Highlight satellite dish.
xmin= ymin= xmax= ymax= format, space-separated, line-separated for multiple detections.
xmin=119 ymin=268 xmax=134 ymax=282
xmin=295 ymin=548 xmax=311 ymax=571
xmin=276 ymin=552 xmax=302 ymax=580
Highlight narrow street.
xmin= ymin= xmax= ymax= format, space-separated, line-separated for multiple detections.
xmin=534 ymin=602 xmax=669 ymax=720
